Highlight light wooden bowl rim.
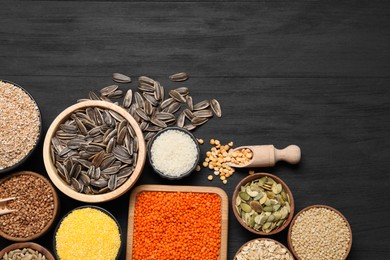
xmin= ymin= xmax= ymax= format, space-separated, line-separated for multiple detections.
xmin=233 ymin=238 xmax=294 ymax=259
xmin=0 ymin=242 xmax=55 ymax=260
xmin=43 ymin=100 xmax=146 ymax=203
xmin=0 ymin=171 xmax=60 ymax=242
xmin=232 ymin=172 xmax=295 ymax=235
xmin=287 ymin=204 xmax=353 ymax=260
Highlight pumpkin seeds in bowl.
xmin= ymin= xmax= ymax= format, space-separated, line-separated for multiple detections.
xmin=232 ymin=173 xmax=294 ymax=235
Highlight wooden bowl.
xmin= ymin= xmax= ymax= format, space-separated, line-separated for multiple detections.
xmin=232 ymin=172 xmax=295 ymax=235
xmin=234 ymin=238 xmax=294 ymax=259
xmin=0 ymin=171 xmax=59 ymax=242
xmin=53 ymin=205 xmax=122 ymax=260
xmin=0 ymin=80 xmax=42 ymax=174
xmin=147 ymin=127 xmax=200 ymax=180
xmin=0 ymin=242 xmax=55 ymax=260
xmin=43 ymin=100 xmax=146 ymax=203
xmin=287 ymin=205 xmax=353 ymax=260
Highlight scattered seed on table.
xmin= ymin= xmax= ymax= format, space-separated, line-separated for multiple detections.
xmin=208 ymin=175 xmax=213 ymax=181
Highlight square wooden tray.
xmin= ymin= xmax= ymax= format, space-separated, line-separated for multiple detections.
xmin=127 ymin=185 xmax=228 ymax=260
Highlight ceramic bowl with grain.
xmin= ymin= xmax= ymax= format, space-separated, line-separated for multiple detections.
xmin=234 ymin=238 xmax=294 ymax=260
xmin=0 ymin=242 xmax=55 ymax=260
xmin=53 ymin=205 xmax=122 ymax=260
xmin=287 ymin=205 xmax=353 ymax=260
xmin=232 ymin=172 xmax=295 ymax=235
xmin=147 ymin=127 xmax=200 ymax=180
xmin=43 ymin=100 xmax=146 ymax=203
xmin=0 ymin=80 xmax=42 ymax=174
xmin=0 ymin=171 xmax=59 ymax=242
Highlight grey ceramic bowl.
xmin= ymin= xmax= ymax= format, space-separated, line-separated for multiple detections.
xmin=147 ymin=127 xmax=200 ymax=180
xmin=0 ymin=80 xmax=42 ymax=174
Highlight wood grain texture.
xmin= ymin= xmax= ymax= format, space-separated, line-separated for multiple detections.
xmin=0 ymin=0 xmax=389 ymax=259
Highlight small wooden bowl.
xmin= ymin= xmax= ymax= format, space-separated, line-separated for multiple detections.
xmin=232 ymin=172 xmax=295 ymax=235
xmin=0 ymin=242 xmax=55 ymax=260
xmin=287 ymin=205 xmax=353 ymax=260
xmin=43 ymin=100 xmax=146 ymax=203
xmin=147 ymin=127 xmax=200 ymax=180
xmin=234 ymin=238 xmax=294 ymax=259
xmin=0 ymin=171 xmax=59 ymax=242
xmin=0 ymin=80 xmax=42 ymax=174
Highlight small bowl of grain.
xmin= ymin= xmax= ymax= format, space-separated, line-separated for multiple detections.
xmin=54 ymin=205 xmax=122 ymax=260
xmin=0 ymin=171 xmax=60 ymax=242
xmin=147 ymin=127 xmax=200 ymax=180
xmin=232 ymin=172 xmax=294 ymax=235
xmin=43 ymin=100 xmax=146 ymax=203
xmin=0 ymin=80 xmax=42 ymax=174
xmin=0 ymin=242 xmax=55 ymax=260
xmin=234 ymin=238 xmax=294 ymax=260
xmin=287 ymin=205 xmax=352 ymax=260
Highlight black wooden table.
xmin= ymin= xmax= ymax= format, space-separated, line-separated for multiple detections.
xmin=1 ymin=1 xmax=389 ymax=259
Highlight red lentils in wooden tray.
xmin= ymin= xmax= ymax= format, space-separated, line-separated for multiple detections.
xmin=132 ymin=191 xmax=222 ymax=260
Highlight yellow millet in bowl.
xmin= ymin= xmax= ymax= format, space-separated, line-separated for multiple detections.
xmin=55 ymin=207 xmax=121 ymax=260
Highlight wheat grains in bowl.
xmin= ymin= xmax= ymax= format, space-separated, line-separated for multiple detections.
xmin=0 ymin=81 xmax=41 ymax=173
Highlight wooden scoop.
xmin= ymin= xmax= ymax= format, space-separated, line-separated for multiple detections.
xmin=227 ymin=145 xmax=301 ymax=168
xmin=0 ymin=197 xmax=16 ymax=216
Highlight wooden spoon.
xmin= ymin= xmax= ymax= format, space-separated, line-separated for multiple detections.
xmin=227 ymin=144 xmax=301 ymax=168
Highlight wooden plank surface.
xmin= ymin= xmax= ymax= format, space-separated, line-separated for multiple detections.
xmin=127 ymin=185 xmax=228 ymax=259
xmin=0 ymin=0 xmax=389 ymax=259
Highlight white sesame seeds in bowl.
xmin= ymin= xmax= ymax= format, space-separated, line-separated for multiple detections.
xmin=147 ymin=127 xmax=200 ymax=180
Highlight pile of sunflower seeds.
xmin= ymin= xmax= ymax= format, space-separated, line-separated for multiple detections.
xmin=79 ymin=72 xmax=222 ymax=143
xmin=235 ymin=176 xmax=291 ymax=233
xmin=51 ymin=107 xmax=138 ymax=194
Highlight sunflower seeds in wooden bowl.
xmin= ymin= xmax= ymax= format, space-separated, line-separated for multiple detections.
xmin=43 ymin=100 xmax=146 ymax=203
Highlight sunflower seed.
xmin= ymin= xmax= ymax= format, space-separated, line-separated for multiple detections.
xmin=210 ymin=99 xmax=222 ymax=117
xmin=169 ymin=90 xmax=186 ymax=103
xmin=100 ymin=85 xmax=118 ymax=96
xmin=138 ymin=76 xmax=155 ymax=85
xmin=154 ymin=81 xmax=163 ymax=101
xmin=183 ymin=123 xmax=196 ymax=131
xmin=167 ymin=102 xmax=181 ymax=114
xmin=183 ymin=109 xmax=195 ymax=120
xmin=134 ymin=92 xmax=145 ymax=109
xmin=150 ymin=117 xmax=167 ymax=128
xmin=122 ymin=89 xmax=133 ymax=108
xmin=169 ymin=72 xmax=188 ymax=82
xmin=60 ymin=124 xmax=78 ymax=133
xmin=108 ymin=175 xmax=118 ymax=191
xmin=138 ymin=82 xmax=155 ymax=92
xmin=174 ymin=87 xmax=189 ymax=96
xmin=107 ymin=89 xmax=124 ymax=99
xmin=112 ymin=73 xmax=131 ymax=83
xmin=191 ymin=117 xmax=209 ymax=126
xmin=193 ymin=109 xmax=213 ymax=118
xmin=155 ymin=112 xmax=176 ymax=121
xmin=186 ymin=96 xmax=193 ymax=111
xmin=135 ymin=108 xmax=150 ymax=121
xmin=160 ymin=98 xmax=174 ymax=110
xmin=177 ymin=112 xmax=186 ymax=128
xmin=193 ymin=100 xmax=210 ymax=110
xmin=89 ymin=91 xmax=101 ymax=100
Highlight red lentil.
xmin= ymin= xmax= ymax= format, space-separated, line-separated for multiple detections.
xmin=132 ymin=191 xmax=222 ymax=260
